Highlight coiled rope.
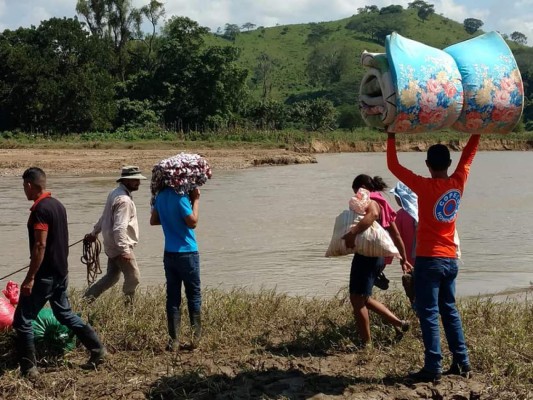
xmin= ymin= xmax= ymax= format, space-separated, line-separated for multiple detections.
xmin=81 ymin=235 xmax=102 ymax=286
xmin=0 ymin=237 xmax=102 ymax=285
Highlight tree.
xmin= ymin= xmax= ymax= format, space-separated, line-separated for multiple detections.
xmin=379 ymin=5 xmax=403 ymax=14
xmin=408 ymin=0 xmax=435 ymax=21
xmin=357 ymin=5 xmax=379 ymax=14
xmin=0 ymin=18 xmax=115 ymax=133
xmin=408 ymin=0 xmax=431 ymax=9
xmin=241 ymin=22 xmax=256 ymax=31
xmin=247 ymin=100 xmax=286 ymax=129
xmin=289 ymin=99 xmax=337 ymax=131
xmin=305 ymin=23 xmax=333 ymax=45
xmin=346 ymin=12 xmax=407 ymax=43
xmin=252 ymin=53 xmax=278 ymax=100
xmin=152 ymin=17 xmax=248 ymax=130
xmin=139 ymin=0 xmax=165 ymax=62
xmin=510 ymin=31 xmax=528 ymax=45
xmin=337 ymin=104 xmax=364 ymax=130
xmin=306 ymin=44 xmax=352 ymax=86
xmin=76 ymin=0 xmax=154 ymax=81
xmin=223 ymin=23 xmax=240 ymax=41
xmin=463 ymin=18 xmax=483 ymax=34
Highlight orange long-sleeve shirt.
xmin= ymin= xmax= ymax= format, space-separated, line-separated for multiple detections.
xmin=387 ymin=135 xmax=480 ymax=258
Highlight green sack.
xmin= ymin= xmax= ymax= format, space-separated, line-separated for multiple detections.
xmin=32 ymin=308 xmax=76 ymax=353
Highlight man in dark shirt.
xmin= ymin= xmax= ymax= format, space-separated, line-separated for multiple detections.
xmin=13 ymin=167 xmax=107 ymax=380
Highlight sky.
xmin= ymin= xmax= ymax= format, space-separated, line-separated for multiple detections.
xmin=0 ymin=0 xmax=531 ymax=45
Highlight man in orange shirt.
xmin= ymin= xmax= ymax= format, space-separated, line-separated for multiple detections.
xmin=387 ymin=133 xmax=480 ymax=382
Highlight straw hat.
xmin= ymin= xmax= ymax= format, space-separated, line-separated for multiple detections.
xmin=116 ymin=166 xmax=147 ymax=182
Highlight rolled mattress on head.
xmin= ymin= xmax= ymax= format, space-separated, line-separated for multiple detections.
xmin=358 ymin=31 xmax=524 ymax=135
xmin=444 ymin=31 xmax=525 ymax=134
xmin=359 ymin=52 xmax=397 ymax=129
xmin=385 ymin=32 xmax=464 ymax=133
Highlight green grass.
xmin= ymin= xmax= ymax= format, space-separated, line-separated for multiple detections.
xmin=1 ymin=128 xmax=532 ymax=151
xmin=0 ymin=287 xmax=530 ymax=399
xmin=206 ymin=10 xmax=530 ymax=101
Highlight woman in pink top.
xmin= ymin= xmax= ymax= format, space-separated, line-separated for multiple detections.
xmin=342 ymin=174 xmax=413 ymax=347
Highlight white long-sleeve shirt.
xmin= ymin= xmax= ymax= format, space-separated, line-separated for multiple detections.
xmin=91 ymin=183 xmax=139 ymax=258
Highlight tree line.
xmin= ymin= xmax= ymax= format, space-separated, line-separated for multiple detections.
xmin=0 ymin=1 xmax=338 ymax=134
xmin=0 ymin=0 xmax=531 ymax=135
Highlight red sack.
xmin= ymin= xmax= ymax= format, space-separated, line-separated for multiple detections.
xmin=0 ymin=297 xmax=15 ymax=330
xmin=2 ymin=281 xmax=20 ymax=306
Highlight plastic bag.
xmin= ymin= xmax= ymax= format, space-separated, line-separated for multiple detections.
xmin=32 ymin=308 xmax=76 ymax=353
xmin=325 ymin=210 xmax=358 ymax=257
xmin=0 ymin=297 xmax=15 ymax=330
xmin=2 ymin=281 xmax=20 ymax=306
xmin=352 ymin=214 xmax=400 ymax=258
xmin=325 ymin=210 xmax=400 ymax=258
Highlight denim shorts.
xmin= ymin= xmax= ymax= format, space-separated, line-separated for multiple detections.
xmin=349 ymin=253 xmax=384 ymax=296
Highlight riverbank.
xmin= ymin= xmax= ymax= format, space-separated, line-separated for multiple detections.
xmin=0 ymin=147 xmax=318 ymax=176
xmin=0 ymin=288 xmax=530 ymax=399
xmin=0 ymin=136 xmax=532 ymax=176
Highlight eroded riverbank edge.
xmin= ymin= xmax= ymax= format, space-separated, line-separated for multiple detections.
xmin=0 ymin=138 xmax=531 ymax=176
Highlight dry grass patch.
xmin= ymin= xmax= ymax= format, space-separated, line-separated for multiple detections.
xmin=0 ymin=287 xmax=530 ymax=399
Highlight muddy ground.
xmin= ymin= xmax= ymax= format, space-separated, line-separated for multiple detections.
xmin=1 ymin=137 xmax=530 ymax=177
xmin=0 ymin=148 xmax=317 ymax=177
xmin=0 ymin=344 xmax=499 ymax=400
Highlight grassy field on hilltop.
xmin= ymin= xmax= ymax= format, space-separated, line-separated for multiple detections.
xmin=205 ymin=9 xmax=527 ymax=102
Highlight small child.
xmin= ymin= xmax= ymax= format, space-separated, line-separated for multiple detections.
xmin=349 ymin=187 xmax=371 ymax=216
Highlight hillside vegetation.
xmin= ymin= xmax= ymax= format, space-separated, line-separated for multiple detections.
xmin=210 ymin=9 xmax=477 ymax=99
xmin=0 ymin=1 xmax=531 ymax=135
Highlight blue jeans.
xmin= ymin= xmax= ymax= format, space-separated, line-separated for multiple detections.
xmin=13 ymin=275 xmax=103 ymax=372
xmin=414 ymin=257 xmax=470 ymax=373
xmin=163 ymin=252 xmax=202 ymax=318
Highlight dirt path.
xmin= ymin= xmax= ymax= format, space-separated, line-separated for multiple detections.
xmin=0 ymin=148 xmax=317 ymax=176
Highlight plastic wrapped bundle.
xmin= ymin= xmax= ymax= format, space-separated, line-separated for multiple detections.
xmin=32 ymin=308 xmax=76 ymax=354
xmin=325 ymin=208 xmax=400 ymax=258
xmin=359 ymin=52 xmax=397 ymax=129
xmin=358 ymin=31 xmax=524 ymax=135
xmin=444 ymin=32 xmax=524 ymax=134
xmin=0 ymin=298 xmax=15 ymax=330
xmin=386 ymin=32 xmax=464 ymax=133
xmin=2 ymin=281 xmax=19 ymax=306
xmin=151 ymin=153 xmax=212 ymax=204
xmin=0 ymin=281 xmax=19 ymax=330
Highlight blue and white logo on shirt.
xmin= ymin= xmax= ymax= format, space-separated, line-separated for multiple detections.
xmin=433 ymin=189 xmax=461 ymax=222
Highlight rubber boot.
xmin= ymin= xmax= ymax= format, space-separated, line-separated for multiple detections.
xmin=190 ymin=312 xmax=202 ymax=349
xmin=74 ymin=324 xmax=107 ymax=369
xmin=166 ymin=313 xmax=181 ymax=351
xmin=17 ymin=336 xmax=38 ymax=379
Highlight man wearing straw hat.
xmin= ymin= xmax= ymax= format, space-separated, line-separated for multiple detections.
xmin=84 ymin=166 xmax=146 ymax=303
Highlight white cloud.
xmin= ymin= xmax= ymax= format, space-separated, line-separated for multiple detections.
xmin=434 ymin=0 xmax=485 ymax=21
xmin=0 ymin=0 xmax=530 ymax=44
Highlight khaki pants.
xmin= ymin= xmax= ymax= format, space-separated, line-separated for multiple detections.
xmin=84 ymin=252 xmax=140 ymax=300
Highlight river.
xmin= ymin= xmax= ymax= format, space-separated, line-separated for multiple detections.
xmin=1 ymin=151 xmax=532 ymax=298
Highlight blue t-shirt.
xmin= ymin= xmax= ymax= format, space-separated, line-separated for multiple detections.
xmin=154 ymin=187 xmax=198 ymax=252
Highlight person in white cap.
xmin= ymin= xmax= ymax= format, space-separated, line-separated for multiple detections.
xmin=84 ymin=166 xmax=146 ymax=303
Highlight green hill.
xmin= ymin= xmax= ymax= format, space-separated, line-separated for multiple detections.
xmin=205 ymin=8 xmax=531 ymax=109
